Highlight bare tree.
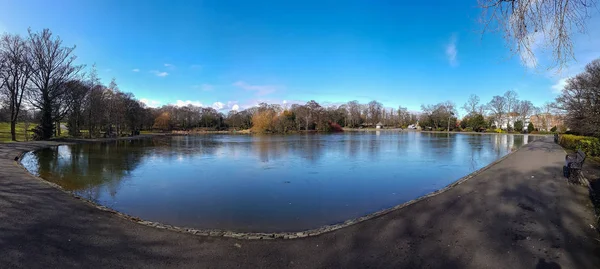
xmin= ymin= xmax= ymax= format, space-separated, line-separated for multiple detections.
xmin=346 ymin=100 xmax=362 ymax=127
xmin=462 ymin=94 xmax=481 ymax=115
xmin=503 ymin=90 xmax=519 ymax=127
xmin=556 ymin=59 xmax=600 ymax=136
xmin=488 ymin=95 xmax=507 ymax=128
xmin=367 ymin=100 xmax=383 ymax=126
xmin=27 ymin=29 xmax=83 ymax=139
xmin=516 ymin=100 xmax=534 ymax=123
xmin=0 ymin=33 xmax=32 ymax=141
xmin=64 ymin=79 xmax=90 ymax=137
xmin=398 ymin=106 xmax=409 ymax=127
xmin=479 ymin=0 xmax=597 ymax=69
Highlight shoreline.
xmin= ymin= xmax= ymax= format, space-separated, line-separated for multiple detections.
xmin=14 ymin=134 xmax=527 ymax=239
xmin=2 ymin=135 xmax=598 ymax=268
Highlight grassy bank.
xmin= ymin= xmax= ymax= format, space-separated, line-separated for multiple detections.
xmin=0 ymin=122 xmax=36 ymax=142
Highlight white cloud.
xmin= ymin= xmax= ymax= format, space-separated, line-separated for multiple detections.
xmin=150 ymin=70 xmax=169 ymax=77
xmin=174 ymin=100 xmax=202 ymax=107
xmin=551 ymin=78 xmax=569 ymax=94
xmin=231 ymin=104 xmax=240 ymax=111
xmin=212 ymin=102 xmax=225 ymax=110
xmin=132 ymin=68 xmax=140 ymax=72
xmin=140 ymin=98 xmax=161 ymax=108
xmin=232 ymin=81 xmax=278 ymax=95
xmin=445 ymin=34 xmax=458 ymax=67
xmin=190 ymin=64 xmax=202 ymax=69
xmin=164 ymin=63 xmax=175 ymax=69
xmin=237 ymin=99 xmax=303 ymax=110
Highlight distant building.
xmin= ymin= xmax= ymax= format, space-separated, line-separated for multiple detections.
xmin=529 ymin=114 xmax=564 ymax=131
xmin=493 ymin=112 xmax=528 ymax=130
xmin=376 ymin=122 xmax=383 ymax=129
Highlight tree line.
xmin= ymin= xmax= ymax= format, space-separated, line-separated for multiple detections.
xmin=0 ymin=29 xmax=159 ymax=140
xmin=153 ymin=100 xmax=420 ymax=133
xmin=555 ymin=58 xmax=600 ymax=138
xmin=1 ymin=28 xmax=577 ymax=141
xmin=419 ymin=90 xmax=558 ymax=133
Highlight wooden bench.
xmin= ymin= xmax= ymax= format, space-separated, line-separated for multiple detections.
xmin=565 ymin=150 xmax=586 ymax=183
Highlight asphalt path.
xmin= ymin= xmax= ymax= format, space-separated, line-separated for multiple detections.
xmin=0 ymin=137 xmax=598 ymax=268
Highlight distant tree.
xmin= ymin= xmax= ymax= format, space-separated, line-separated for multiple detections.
xmin=346 ymin=100 xmax=362 ymax=127
xmin=420 ymin=101 xmax=457 ymax=130
xmin=515 ymin=100 xmax=534 ymax=124
xmin=0 ymin=33 xmax=32 ymax=141
xmin=514 ymin=120 xmax=524 ymax=133
xmin=527 ymin=122 xmax=535 ymax=133
xmin=462 ymin=94 xmax=480 ymax=115
xmin=460 ymin=116 xmax=470 ymax=129
xmin=487 ymin=95 xmax=507 ymax=128
xmin=479 ymin=0 xmax=597 ymax=69
xmin=469 ymin=114 xmax=487 ymax=132
xmin=367 ymin=100 xmax=383 ymax=126
xmin=27 ymin=29 xmax=83 ymax=139
xmin=64 ymin=80 xmax=90 ymax=137
xmin=251 ymin=106 xmax=277 ymax=133
xmin=503 ymin=90 xmax=519 ymax=128
xmin=153 ymin=112 xmax=171 ymax=131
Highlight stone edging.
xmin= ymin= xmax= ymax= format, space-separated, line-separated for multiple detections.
xmin=12 ymin=136 xmax=536 ymax=240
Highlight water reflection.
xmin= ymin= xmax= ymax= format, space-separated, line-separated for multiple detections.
xmin=21 ymin=132 xmax=537 ymax=232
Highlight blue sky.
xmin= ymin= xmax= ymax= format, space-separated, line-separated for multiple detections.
xmin=1 ymin=0 xmax=599 ymax=114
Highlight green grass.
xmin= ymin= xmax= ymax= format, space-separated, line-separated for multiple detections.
xmin=0 ymin=122 xmax=37 ymax=142
xmin=1 ymin=121 xmax=157 ymax=142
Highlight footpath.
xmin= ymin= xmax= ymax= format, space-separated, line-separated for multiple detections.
xmin=0 ymin=137 xmax=598 ymax=268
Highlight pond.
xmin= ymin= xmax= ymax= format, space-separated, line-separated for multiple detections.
xmin=20 ymin=132 xmax=537 ymax=232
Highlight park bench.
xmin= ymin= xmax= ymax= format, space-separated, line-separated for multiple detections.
xmin=565 ymin=150 xmax=586 ymax=183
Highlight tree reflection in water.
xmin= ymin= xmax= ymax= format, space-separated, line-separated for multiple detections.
xmin=20 ymin=133 xmax=541 ymax=232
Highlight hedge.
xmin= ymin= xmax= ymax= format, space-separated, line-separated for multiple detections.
xmin=558 ymin=134 xmax=600 ymax=157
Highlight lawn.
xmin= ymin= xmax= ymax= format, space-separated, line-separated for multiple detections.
xmin=0 ymin=122 xmax=37 ymax=142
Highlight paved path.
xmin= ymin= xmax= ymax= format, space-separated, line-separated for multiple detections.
xmin=1 ymin=138 xmax=599 ymax=268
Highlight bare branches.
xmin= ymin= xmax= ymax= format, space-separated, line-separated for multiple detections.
xmin=479 ymin=0 xmax=597 ymax=69
xmin=0 ymin=33 xmax=32 ymax=140
xmin=556 ymin=58 xmax=600 ymax=136
xmin=27 ymin=28 xmax=84 ymax=139
xmin=462 ymin=94 xmax=481 ymax=115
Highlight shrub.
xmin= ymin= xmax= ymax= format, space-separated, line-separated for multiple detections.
xmin=527 ymin=122 xmax=534 ymax=133
xmin=550 ymin=126 xmax=558 ymax=132
xmin=31 ymin=125 xmax=45 ymax=141
xmin=559 ymin=134 xmax=600 ymax=157
xmin=495 ymin=128 xmax=504 ymax=133
xmin=514 ymin=120 xmax=524 ymax=133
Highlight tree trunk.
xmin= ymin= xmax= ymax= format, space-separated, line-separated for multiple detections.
xmin=41 ymin=96 xmax=54 ymax=140
xmin=10 ymin=121 xmax=16 ymax=141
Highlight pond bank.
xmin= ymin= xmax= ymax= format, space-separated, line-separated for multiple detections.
xmin=1 ymin=137 xmax=599 ymax=268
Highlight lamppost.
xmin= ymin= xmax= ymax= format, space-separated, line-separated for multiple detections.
xmin=448 ymin=112 xmax=455 ymax=132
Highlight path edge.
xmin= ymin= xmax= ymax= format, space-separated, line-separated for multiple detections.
xmin=10 ymin=136 xmax=544 ymax=240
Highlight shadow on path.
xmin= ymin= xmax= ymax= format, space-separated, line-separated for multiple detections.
xmin=0 ymin=138 xmax=598 ymax=268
